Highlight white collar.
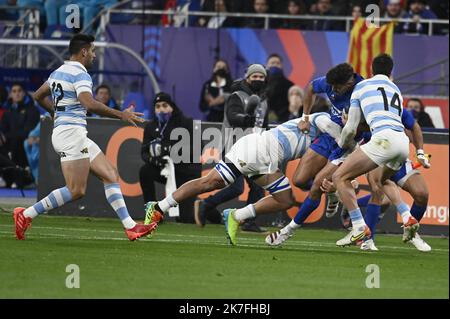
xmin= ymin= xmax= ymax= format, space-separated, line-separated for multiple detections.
xmin=372 ymin=74 xmax=391 ymax=81
xmin=64 ymin=60 xmax=88 ymax=73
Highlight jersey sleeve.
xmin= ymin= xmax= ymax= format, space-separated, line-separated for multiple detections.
xmin=73 ymin=72 xmax=93 ymax=96
xmin=310 ymin=76 xmax=328 ymax=94
xmin=313 ymin=113 xmax=342 ymax=141
xmin=401 ymin=108 xmax=415 ymax=130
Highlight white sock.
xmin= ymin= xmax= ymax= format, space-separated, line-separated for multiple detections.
xmin=23 ymin=207 xmax=38 ymax=218
xmin=284 ymin=220 xmax=301 ymax=234
xmin=397 ymin=202 xmax=412 ymax=224
xmin=158 ymin=194 xmax=178 ymax=213
xmin=233 ymin=204 xmax=256 ymax=222
xmin=122 ymin=217 xmax=137 ymax=229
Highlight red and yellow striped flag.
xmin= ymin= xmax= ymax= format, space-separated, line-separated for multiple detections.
xmin=348 ymin=18 xmax=394 ymax=78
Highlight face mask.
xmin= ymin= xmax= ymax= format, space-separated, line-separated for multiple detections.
xmin=268 ymin=66 xmax=283 ymax=76
xmin=156 ymin=112 xmax=172 ymax=124
xmin=214 ymin=69 xmax=228 ymax=78
xmin=250 ymin=80 xmax=265 ymax=93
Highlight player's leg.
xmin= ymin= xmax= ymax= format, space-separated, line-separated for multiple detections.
xmin=292 ymin=148 xmax=328 ymax=190
xmin=145 ymin=165 xmax=228 ymax=225
xmin=223 ymin=171 xmax=294 ymax=245
xmin=87 ymin=140 xmax=157 ymax=240
xmin=401 ymin=174 xmax=431 ymax=251
xmin=15 ymin=125 xmax=92 ymax=240
xmin=332 ymin=148 xmax=378 ymax=245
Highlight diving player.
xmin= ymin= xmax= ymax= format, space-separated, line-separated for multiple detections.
xmin=13 ymin=34 xmax=157 ymax=241
xmin=143 ymin=111 xmax=344 ymax=245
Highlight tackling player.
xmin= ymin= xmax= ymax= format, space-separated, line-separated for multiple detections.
xmin=13 ymin=34 xmax=157 ymax=241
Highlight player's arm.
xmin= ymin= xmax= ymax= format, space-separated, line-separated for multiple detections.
xmin=78 ymin=92 xmax=144 ymax=126
xmin=33 ymin=82 xmax=54 ymax=118
xmin=410 ymin=121 xmax=430 ymax=168
xmin=339 ymin=106 xmax=361 ymax=149
xmin=298 ymin=84 xmax=316 ymax=132
xmin=402 ymin=108 xmax=430 ymax=168
xmin=314 ymin=113 xmax=342 ymax=142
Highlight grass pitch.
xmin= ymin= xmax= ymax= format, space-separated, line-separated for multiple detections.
xmin=0 ymin=209 xmax=448 ymax=299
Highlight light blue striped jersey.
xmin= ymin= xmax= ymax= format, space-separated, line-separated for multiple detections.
xmin=267 ymin=112 xmax=341 ymax=165
xmin=350 ymin=74 xmax=404 ymax=134
xmin=47 ymin=61 xmax=93 ymax=128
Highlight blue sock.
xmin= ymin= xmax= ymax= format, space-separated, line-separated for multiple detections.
xmin=411 ymin=202 xmax=427 ymax=222
xmin=104 ymin=183 xmax=135 ymax=229
xmin=357 ymin=195 xmax=371 ymax=208
xmin=24 ymin=186 xmax=73 ymax=218
xmin=293 ymin=196 xmax=321 ymax=225
xmin=365 ymin=204 xmax=381 ymax=239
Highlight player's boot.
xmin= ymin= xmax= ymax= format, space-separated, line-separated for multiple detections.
xmin=402 ymin=216 xmax=420 ymax=243
xmin=13 ymin=207 xmax=32 ymax=240
xmin=360 ymin=238 xmax=379 ymax=251
xmin=222 ymin=209 xmax=239 ymax=245
xmin=265 ymin=227 xmax=293 ymax=246
xmin=144 ymin=201 xmax=164 ymax=225
xmin=325 ymin=192 xmax=340 ymax=218
xmin=408 ymin=232 xmax=431 ymax=252
xmin=125 ymin=222 xmax=158 ymax=241
xmin=336 ymin=226 xmax=371 ymax=247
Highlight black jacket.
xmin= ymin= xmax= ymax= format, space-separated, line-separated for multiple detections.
xmin=414 ymin=111 xmax=435 ymax=128
xmin=199 ymin=75 xmax=232 ymax=122
xmin=141 ymin=104 xmax=200 ymax=175
xmin=0 ymin=94 xmax=40 ymax=144
xmin=265 ymin=72 xmax=294 ymax=123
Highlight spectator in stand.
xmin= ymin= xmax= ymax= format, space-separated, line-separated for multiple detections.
xmin=88 ymin=84 xmax=120 ymax=117
xmin=383 ymin=0 xmax=406 ymax=33
xmin=23 ymin=122 xmax=40 ymax=183
xmin=351 ymin=3 xmax=362 ymax=19
xmin=199 ymin=59 xmax=233 ymax=122
xmin=287 ymin=85 xmax=304 ymax=119
xmin=0 ymin=83 xmax=40 ymax=187
xmin=305 ymin=0 xmax=345 ymax=31
xmin=280 ymin=0 xmax=307 ymax=30
xmin=242 ymin=0 xmax=276 ymax=29
xmin=406 ymin=98 xmax=435 ymax=128
xmin=0 ymin=85 xmax=7 ymax=120
xmin=265 ymin=53 xmax=294 ymax=123
xmin=402 ymin=0 xmax=438 ymax=35
xmin=204 ymin=0 xmax=236 ymax=28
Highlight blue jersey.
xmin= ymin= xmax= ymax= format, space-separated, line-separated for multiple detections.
xmin=350 ymin=74 xmax=404 ymax=135
xmin=311 ymin=73 xmax=364 ymax=126
xmin=47 ymin=61 xmax=93 ymax=128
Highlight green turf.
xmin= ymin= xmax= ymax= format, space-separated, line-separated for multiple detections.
xmin=0 ymin=211 xmax=448 ymax=299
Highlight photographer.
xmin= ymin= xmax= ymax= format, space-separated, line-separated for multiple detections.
xmin=194 ymin=64 xmax=269 ymax=232
xmin=139 ymin=92 xmax=201 ymax=223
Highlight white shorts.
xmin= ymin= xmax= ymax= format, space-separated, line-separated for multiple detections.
xmin=224 ymin=132 xmax=281 ymax=178
xmin=360 ymin=129 xmax=409 ymax=171
xmin=52 ymin=125 xmax=102 ymax=162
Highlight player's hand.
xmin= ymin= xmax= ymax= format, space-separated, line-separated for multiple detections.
xmin=416 ymin=150 xmax=431 ymax=169
xmin=320 ymin=178 xmax=335 ymax=193
xmin=298 ymin=118 xmax=310 ymax=134
xmin=121 ymin=105 xmax=145 ymax=127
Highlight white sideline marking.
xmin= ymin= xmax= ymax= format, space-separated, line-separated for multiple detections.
xmin=0 ymin=225 xmax=447 ymax=253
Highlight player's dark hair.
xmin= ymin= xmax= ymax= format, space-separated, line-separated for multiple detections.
xmin=326 ymin=63 xmax=354 ymax=85
xmin=372 ymin=53 xmax=394 ymax=77
xmin=95 ymin=84 xmax=111 ymax=95
xmin=267 ymin=53 xmax=282 ymax=63
xmin=69 ymin=34 xmax=95 ymax=55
